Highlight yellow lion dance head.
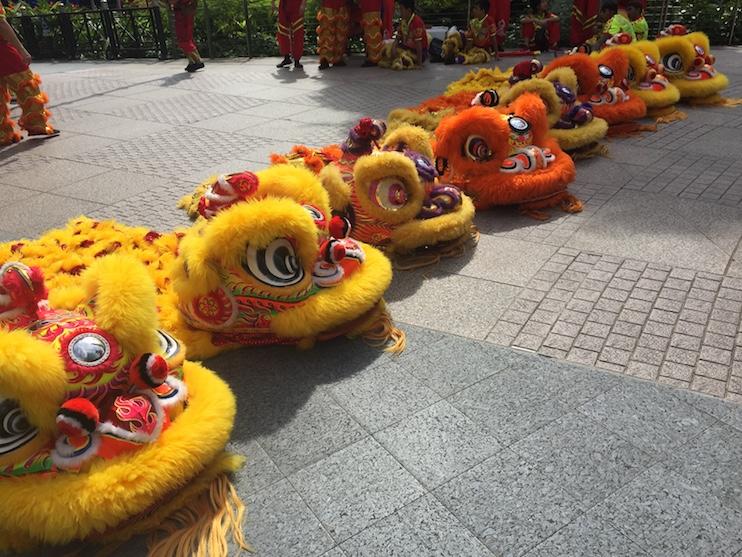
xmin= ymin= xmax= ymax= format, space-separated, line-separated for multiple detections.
xmin=0 ymin=256 xmax=241 ymax=554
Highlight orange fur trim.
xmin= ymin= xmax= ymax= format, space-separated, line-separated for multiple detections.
xmin=435 ymin=95 xmax=577 ymax=209
xmin=541 ymin=54 xmax=600 ymax=94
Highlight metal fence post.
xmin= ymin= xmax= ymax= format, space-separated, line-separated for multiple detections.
xmin=730 ymin=0 xmax=740 ymax=45
xmin=202 ymin=0 xmax=214 ymax=58
xmin=243 ymin=0 xmax=252 ymax=58
xmin=151 ymin=6 xmax=169 ymax=58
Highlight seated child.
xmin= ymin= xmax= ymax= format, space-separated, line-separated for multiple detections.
xmin=522 ymin=0 xmax=560 ymax=53
xmin=626 ymin=0 xmax=648 ymax=40
xmin=442 ymin=0 xmax=498 ymax=65
xmin=378 ymin=0 xmax=428 ymax=70
xmin=597 ymin=0 xmax=635 ymax=47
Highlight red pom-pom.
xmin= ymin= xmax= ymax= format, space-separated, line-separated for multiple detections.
xmin=229 ymin=171 xmax=259 ymax=198
xmin=356 ymin=117 xmax=374 ymax=138
xmin=57 ymin=398 xmax=99 ymax=436
xmin=329 ymin=215 xmax=351 ymax=239
xmin=130 ymin=353 xmax=169 ymax=389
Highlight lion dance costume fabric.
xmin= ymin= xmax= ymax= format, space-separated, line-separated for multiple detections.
xmin=0 ymin=256 xmax=243 ymax=556
xmin=183 ymin=118 xmax=477 ymax=268
xmin=2 ymin=165 xmax=404 ymax=360
xmin=434 ymin=90 xmax=580 ymax=218
xmin=655 ymin=27 xmax=738 ymax=107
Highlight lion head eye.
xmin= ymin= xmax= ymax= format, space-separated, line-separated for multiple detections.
xmin=464 ymin=135 xmax=492 ymax=162
xmin=243 ymin=239 xmax=304 ymax=287
xmin=663 ymin=53 xmax=684 ymax=73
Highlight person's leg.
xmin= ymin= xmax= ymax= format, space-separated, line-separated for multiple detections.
xmin=289 ymin=1 xmax=304 ymax=68
xmin=360 ymin=13 xmax=382 ymax=65
xmin=316 ymin=5 xmax=335 ymax=68
xmin=0 ymin=77 xmax=21 ymax=146
xmin=333 ymin=5 xmax=350 ymax=65
xmin=175 ymin=10 xmax=203 ymax=71
xmin=359 ymin=0 xmax=382 ymax=66
xmin=8 ymin=70 xmax=56 ymax=137
xmin=276 ymin=1 xmax=293 ymax=67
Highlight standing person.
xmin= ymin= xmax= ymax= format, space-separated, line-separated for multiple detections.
xmin=522 ymin=0 xmax=560 ymax=53
xmin=0 ymin=2 xmax=58 ymax=147
xmin=378 ymin=0 xmax=427 ymax=69
xmin=358 ymin=0 xmax=383 ymax=67
xmin=570 ymin=0 xmax=600 ymax=46
xmin=491 ymin=0 xmax=509 ymax=53
xmin=626 ymin=0 xmax=648 ymax=40
xmin=274 ymin=0 xmax=305 ymax=69
xmin=171 ymin=0 xmax=205 ymax=72
xmin=597 ymin=0 xmax=635 ymax=47
xmin=316 ymin=0 xmax=350 ymax=69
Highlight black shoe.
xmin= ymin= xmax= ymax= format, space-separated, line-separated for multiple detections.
xmin=185 ymin=61 xmax=205 ymax=73
xmin=361 ymin=60 xmax=376 ymax=67
xmin=276 ymin=55 xmax=292 ymax=68
xmin=294 ymin=59 xmax=303 ymax=70
xmin=319 ymin=61 xmax=330 ymax=70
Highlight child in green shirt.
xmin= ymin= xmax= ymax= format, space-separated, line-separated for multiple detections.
xmin=598 ymin=0 xmax=635 ymax=47
xmin=626 ymin=0 xmax=648 ymax=41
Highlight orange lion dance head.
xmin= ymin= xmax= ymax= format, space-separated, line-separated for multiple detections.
xmin=434 ymin=92 xmax=579 ymax=217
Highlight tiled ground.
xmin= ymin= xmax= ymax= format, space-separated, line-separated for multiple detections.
xmin=2 ymin=48 xmax=742 ymax=556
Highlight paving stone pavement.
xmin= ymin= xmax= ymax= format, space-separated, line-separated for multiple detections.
xmin=2 ymin=49 xmax=742 ymax=556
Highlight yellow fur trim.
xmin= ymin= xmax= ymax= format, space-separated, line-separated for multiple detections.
xmin=271 ymin=244 xmax=392 ymax=338
xmin=82 ymin=254 xmax=161 ymax=355
xmin=386 ymin=108 xmax=451 ymax=133
xmin=382 ymin=125 xmax=434 ymax=159
xmin=0 ymin=360 xmax=238 ymax=552
xmin=319 ymin=164 xmax=352 ymax=211
xmin=0 ymin=329 xmax=66 ymax=434
xmin=549 ymin=117 xmax=609 ymax=151
xmin=390 ymin=195 xmax=476 ymax=254
xmin=444 ymin=66 xmax=512 ymax=95
xmin=353 ymin=151 xmax=425 ymax=225
xmin=500 ymin=78 xmax=563 ymax=127
xmin=543 ymin=67 xmax=579 ymax=95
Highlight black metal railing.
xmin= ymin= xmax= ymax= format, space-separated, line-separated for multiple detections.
xmin=6 ymin=0 xmax=740 ymax=61
xmin=8 ymin=6 xmax=168 ymax=60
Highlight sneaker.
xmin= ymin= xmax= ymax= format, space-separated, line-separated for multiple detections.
xmin=361 ymin=60 xmax=376 ymax=67
xmin=276 ymin=55 xmax=292 ymax=68
xmin=185 ymin=61 xmax=205 ymax=73
xmin=319 ymin=60 xmax=330 ymax=70
xmin=294 ymin=59 xmax=303 ymax=70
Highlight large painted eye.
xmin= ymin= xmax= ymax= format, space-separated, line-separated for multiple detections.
xmin=663 ymin=53 xmax=683 ymax=73
xmin=598 ymin=65 xmax=613 ymax=79
xmin=370 ymin=177 xmax=409 ymax=210
xmin=464 ymin=135 xmax=492 ymax=162
xmin=508 ymin=117 xmax=530 ymax=134
xmin=244 ymin=239 xmax=304 ymax=287
xmin=68 ymin=333 xmax=111 ymax=367
xmin=0 ymin=398 xmax=36 ymax=455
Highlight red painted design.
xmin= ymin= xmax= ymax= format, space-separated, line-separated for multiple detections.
xmin=113 ymin=394 xmax=159 ymax=436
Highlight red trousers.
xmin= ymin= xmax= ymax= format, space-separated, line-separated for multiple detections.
xmin=277 ymin=0 xmax=305 ymax=59
xmin=0 ymin=40 xmax=28 ymax=77
xmin=174 ymin=10 xmax=197 ymax=54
